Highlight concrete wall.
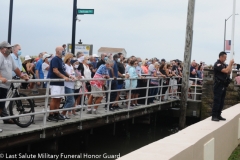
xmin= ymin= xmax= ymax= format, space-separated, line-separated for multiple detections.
xmin=118 ymin=104 xmax=240 ymax=160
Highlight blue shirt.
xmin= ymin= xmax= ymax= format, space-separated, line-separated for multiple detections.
xmin=91 ymin=61 xmax=97 ymax=69
xmin=125 ymin=66 xmax=138 ymax=89
xmin=96 ymin=64 xmax=109 ymax=76
xmin=47 ymin=56 xmax=66 ymax=86
xmin=113 ymin=61 xmax=118 ymax=78
xmin=11 ymin=53 xmax=22 ymax=77
xmin=136 ymin=65 xmax=142 ymax=76
xmin=35 ymin=59 xmax=44 ymax=79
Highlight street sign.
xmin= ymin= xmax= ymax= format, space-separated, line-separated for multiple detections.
xmin=77 ymin=9 xmax=94 ymax=14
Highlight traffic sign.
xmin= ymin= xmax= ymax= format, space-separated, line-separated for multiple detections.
xmin=77 ymin=9 xmax=94 ymax=14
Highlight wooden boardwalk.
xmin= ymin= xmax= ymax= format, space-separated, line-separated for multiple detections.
xmin=0 ymin=97 xmax=179 ymax=149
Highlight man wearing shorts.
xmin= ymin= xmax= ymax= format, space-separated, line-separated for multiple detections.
xmin=47 ymin=46 xmax=71 ymax=121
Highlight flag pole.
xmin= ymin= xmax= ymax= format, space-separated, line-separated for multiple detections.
xmin=230 ymin=0 xmax=236 ymax=78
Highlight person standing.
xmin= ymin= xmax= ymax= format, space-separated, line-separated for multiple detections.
xmin=1 ymin=44 xmax=23 ymax=124
xmin=97 ymin=53 xmax=107 ymax=69
xmin=0 ymin=41 xmax=29 ymax=132
xmin=35 ymin=52 xmax=46 ymax=88
xmin=212 ymin=51 xmax=234 ymax=121
xmin=11 ymin=44 xmax=22 ymax=77
xmin=61 ymin=53 xmax=76 ymax=119
xmin=42 ymin=54 xmax=52 ymax=88
xmin=87 ymin=59 xmax=113 ymax=114
xmin=47 ymin=46 xmax=72 ymax=121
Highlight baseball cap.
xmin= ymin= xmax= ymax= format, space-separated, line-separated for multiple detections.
xmin=92 ymin=54 xmax=99 ymax=57
xmin=0 ymin=41 xmax=12 ymax=49
xmin=42 ymin=54 xmax=51 ymax=60
xmin=161 ymin=59 xmax=166 ymax=62
xmin=24 ymin=55 xmax=32 ymax=62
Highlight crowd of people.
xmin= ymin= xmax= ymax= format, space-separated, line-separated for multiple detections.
xmin=0 ymin=41 xmax=205 ymax=132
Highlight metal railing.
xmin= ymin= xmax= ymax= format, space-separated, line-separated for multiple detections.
xmin=0 ymin=76 xmax=202 ymax=131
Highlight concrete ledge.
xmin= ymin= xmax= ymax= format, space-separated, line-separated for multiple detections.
xmin=118 ymin=104 xmax=240 ymax=160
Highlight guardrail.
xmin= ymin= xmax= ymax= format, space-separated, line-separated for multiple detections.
xmin=0 ymin=76 xmax=202 ymax=131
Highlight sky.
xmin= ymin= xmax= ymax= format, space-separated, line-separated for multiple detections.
xmin=0 ymin=0 xmax=239 ymax=65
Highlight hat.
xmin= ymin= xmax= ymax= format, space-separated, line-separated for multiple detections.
xmin=92 ymin=54 xmax=99 ymax=57
xmin=0 ymin=41 xmax=12 ymax=49
xmin=42 ymin=54 xmax=51 ymax=60
xmin=71 ymin=60 xmax=78 ymax=64
xmin=161 ymin=59 xmax=166 ymax=62
xmin=24 ymin=55 xmax=32 ymax=62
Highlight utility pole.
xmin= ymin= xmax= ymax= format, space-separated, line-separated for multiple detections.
xmin=230 ymin=0 xmax=236 ymax=79
xmin=71 ymin=0 xmax=77 ymax=55
xmin=8 ymin=0 xmax=14 ymax=44
xmin=179 ymin=0 xmax=196 ymax=129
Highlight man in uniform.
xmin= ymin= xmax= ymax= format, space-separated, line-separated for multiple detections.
xmin=212 ymin=51 xmax=234 ymax=121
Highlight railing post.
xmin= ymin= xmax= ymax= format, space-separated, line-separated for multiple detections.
xmin=43 ymin=80 xmax=50 ymax=126
xmin=194 ymin=78 xmax=197 ymax=101
xmin=80 ymin=79 xmax=85 ymax=120
xmin=106 ymin=79 xmax=112 ymax=113
xmin=127 ymin=79 xmax=132 ymax=110
xmin=145 ymin=78 xmax=150 ymax=106
xmin=159 ymin=78 xmax=163 ymax=103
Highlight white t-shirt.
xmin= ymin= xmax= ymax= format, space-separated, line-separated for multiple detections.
xmin=83 ymin=64 xmax=91 ymax=79
xmin=148 ymin=64 xmax=154 ymax=75
xmin=42 ymin=62 xmax=49 ymax=79
xmin=64 ymin=64 xmax=75 ymax=89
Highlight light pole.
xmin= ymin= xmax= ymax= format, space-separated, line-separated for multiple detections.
xmin=71 ymin=0 xmax=77 ymax=55
xmin=223 ymin=13 xmax=238 ymax=51
xmin=8 ymin=0 xmax=14 ymax=44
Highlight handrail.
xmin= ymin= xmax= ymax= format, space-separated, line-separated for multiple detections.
xmin=0 ymin=76 xmax=203 ymax=130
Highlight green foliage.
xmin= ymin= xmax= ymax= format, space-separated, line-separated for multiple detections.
xmin=229 ymin=145 xmax=240 ymax=160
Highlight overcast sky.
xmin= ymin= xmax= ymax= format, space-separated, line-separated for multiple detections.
xmin=0 ymin=0 xmax=239 ymax=65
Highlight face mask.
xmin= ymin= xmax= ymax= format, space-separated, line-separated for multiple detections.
xmin=5 ymin=48 xmax=11 ymax=55
xmin=95 ymin=57 xmax=98 ymax=61
xmin=87 ymin=60 xmax=91 ymax=64
xmin=47 ymin=58 xmax=52 ymax=62
xmin=117 ymin=58 xmax=120 ymax=62
xmin=78 ymin=56 xmax=85 ymax=63
xmin=74 ymin=65 xmax=79 ymax=69
xmin=138 ymin=62 xmax=142 ymax=66
xmin=17 ymin=50 xmax=22 ymax=56
xmin=104 ymin=57 xmax=108 ymax=62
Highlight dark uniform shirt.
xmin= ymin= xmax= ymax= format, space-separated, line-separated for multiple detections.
xmin=214 ymin=60 xmax=227 ymax=82
xmin=97 ymin=59 xmax=105 ymax=69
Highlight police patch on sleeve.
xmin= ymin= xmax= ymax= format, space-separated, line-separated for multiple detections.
xmin=217 ymin=64 xmax=221 ymax=66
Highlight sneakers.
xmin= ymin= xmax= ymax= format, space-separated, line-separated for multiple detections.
xmin=55 ymin=114 xmax=65 ymax=121
xmin=87 ymin=109 xmax=92 ymax=114
xmin=92 ymin=109 xmax=97 ymax=114
xmin=47 ymin=114 xmax=58 ymax=122
xmin=61 ymin=114 xmax=70 ymax=120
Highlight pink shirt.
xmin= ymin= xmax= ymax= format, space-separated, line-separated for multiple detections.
xmin=235 ymin=76 xmax=240 ymax=85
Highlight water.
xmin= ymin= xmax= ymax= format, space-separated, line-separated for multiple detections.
xmin=5 ymin=111 xmax=199 ymax=160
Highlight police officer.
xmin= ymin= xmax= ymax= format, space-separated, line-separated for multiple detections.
xmin=212 ymin=51 xmax=234 ymax=121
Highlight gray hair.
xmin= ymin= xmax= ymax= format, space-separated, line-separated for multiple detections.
xmin=76 ymin=52 xmax=83 ymax=58
xmin=12 ymin=44 xmax=20 ymax=51
xmin=105 ymin=59 xmax=114 ymax=65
